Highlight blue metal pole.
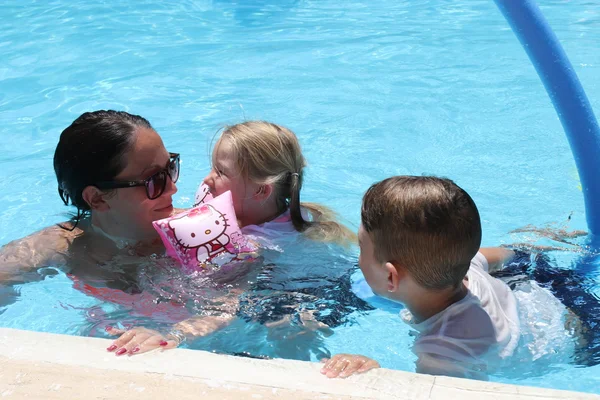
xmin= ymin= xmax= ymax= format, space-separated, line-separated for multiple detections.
xmin=493 ymin=0 xmax=600 ymax=236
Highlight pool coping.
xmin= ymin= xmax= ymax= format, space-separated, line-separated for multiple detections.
xmin=1 ymin=328 xmax=598 ymax=399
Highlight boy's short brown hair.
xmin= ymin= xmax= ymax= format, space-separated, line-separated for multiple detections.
xmin=361 ymin=176 xmax=482 ymax=290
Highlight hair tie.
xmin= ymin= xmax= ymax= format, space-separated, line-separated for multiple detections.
xmin=290 ymin=172 xmax=299 ymax=177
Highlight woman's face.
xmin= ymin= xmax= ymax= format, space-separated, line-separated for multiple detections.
xmin=102 ymin=127 xmax=178 ymax=240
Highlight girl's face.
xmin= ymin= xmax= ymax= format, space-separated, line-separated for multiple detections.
xmin=101 ymin=127 xmax=178 ymax=239
xmin=202 ymin=138 xmax=262 ymax=225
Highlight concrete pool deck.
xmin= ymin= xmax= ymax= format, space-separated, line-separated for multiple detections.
xmin=0 ymin=328 xmax=598 ymax=400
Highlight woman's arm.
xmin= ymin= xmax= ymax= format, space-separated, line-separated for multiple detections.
xmin=0 ymin=226 xmax=70 ymax=283
xmin=106 ymin=291 xmax=241 ymax=356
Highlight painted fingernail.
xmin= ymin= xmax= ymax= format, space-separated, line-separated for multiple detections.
xmin=116 ymin=348 xmax=127 ymax=356
xmin=105 ymin=326 xmax=112 ymax=332
xmin=159 ymin=341 xmax=168 ymax=347
xmin=106 ymin=345 xmax=117 ymax=352
xmin=131 ymin=347 xmax=140 ymax=353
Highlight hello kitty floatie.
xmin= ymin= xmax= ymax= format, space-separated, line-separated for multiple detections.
xmin=153 ymin=189 xmax=256 ymax=271
xmin=193 ymin=182 xmax=213 ymax=206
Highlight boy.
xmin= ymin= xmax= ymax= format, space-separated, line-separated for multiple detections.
xmin=321 ymin=176 xmax=519 ymax=380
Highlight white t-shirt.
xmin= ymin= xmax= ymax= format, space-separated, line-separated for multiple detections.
xmin=400 ymin=252 xmax=520 ymax=380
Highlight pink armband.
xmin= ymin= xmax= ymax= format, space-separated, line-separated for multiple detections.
xmin=153 ymin=190 xmax=256 ymax=271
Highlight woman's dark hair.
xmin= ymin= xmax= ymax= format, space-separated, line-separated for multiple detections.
xmin=53 ymin=110 xmax=153 ymax=229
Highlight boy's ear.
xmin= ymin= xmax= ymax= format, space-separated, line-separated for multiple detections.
xmin=254 ymin=183 xmax=273 ymax=201
xmin=82 ymin=186 xmax=110 ymax=212
xmin=385 ymin=262 xmax=403 ymax=292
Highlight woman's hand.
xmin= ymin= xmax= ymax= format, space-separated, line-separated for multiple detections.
xmin=320 ymin=354 xmax=380 ymax=378
xmin=105 ymin=326 xmax=179 ymax=356
xmin=105 ymin=315 xmax=232 ymax=356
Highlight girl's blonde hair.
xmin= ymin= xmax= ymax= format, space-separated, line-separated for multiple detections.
xmin=215 ymin=121 xmax=356 ymax=246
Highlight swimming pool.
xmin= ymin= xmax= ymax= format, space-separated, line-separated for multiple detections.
xmin=1 ymin=0 xmax=599 ymax=394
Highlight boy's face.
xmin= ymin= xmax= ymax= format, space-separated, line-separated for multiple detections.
xmin=358 ymin=224 xmax=392 ymax=297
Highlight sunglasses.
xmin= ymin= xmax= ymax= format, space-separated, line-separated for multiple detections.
xmin=94 ymin=152 xmax=180 ymax=200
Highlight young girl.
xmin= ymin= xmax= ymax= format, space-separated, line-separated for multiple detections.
xmin=108 ymin=121 xmax=356 ymax=356
xmin=204 ymin=120 xmax=354 ymax=244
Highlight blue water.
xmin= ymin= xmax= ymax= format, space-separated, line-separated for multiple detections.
xmin=1 ymin=0 xmax=600 ymax=394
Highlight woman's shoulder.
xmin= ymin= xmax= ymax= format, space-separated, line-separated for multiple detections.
xmin=0 ymin=223 xmax=81 ymax=271
xmin=33 ymin=222 xmax=84 ymax=247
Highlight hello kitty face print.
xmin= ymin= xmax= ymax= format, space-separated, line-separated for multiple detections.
xmin=193 ymin=183 xmax=213 ymax=207
xmin=153 ymin=191 xmax=256 ymax=271
xmin=168 ymin=204 xmax=230 ymax=263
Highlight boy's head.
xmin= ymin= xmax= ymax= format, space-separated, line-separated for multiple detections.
xmin=358 ymin=176 xmax=481 ymax=296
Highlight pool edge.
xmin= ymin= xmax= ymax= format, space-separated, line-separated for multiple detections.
xmin=0 ymin=328 xmax=597 ymax=399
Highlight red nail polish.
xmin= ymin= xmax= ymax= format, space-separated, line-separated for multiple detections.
xmin=106 ymin=345 xmax=117 ymax=352
xmin=116 ymin=348 xmax=127 ymax=356
xmin=105 ymin=326 xmax=112 ymax=332
xmin=159 ymin=341 xmax=168 ymax=346
xmin=132 ymin=347 xmax=140 ymax=353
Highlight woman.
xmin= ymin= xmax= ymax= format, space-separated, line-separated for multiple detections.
xmin=0 ymin=110 xmax=183 ymax=310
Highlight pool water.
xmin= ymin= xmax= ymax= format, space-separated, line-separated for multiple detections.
xmin=1 ymin=0 xmax=600 ymax=394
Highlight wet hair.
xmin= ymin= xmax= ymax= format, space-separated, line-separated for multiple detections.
xmin=214 ymin=121 xmax=355 ymax=245
xmin=53 ymin=110 xmax=152 ymax=229
xmin=361 ymin=176 xmax=482 ymax=290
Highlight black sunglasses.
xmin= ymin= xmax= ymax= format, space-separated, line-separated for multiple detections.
xmin=94 ymin=153 xmax=180 ymax=200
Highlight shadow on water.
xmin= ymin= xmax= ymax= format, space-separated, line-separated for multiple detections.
xmin=213 ymin=0 xmax=300 ymax=26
